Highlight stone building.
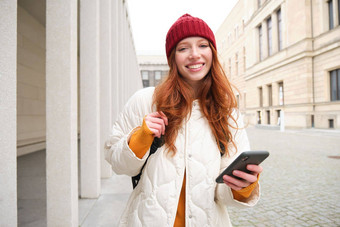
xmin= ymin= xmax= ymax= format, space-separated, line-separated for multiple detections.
xmin=216 ymin=0 xmax=340 ymax=129
xmin=138 ymin=55 xmax=169 ymax=87
xmin=0 ymin=0 xmax=142 ymax=226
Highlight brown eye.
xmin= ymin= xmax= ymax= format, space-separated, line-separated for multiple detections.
xmin=177 ymin=46 xmax=187 ymax=52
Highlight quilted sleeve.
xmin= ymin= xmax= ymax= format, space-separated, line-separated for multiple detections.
xmin=104 ymin=87 xmax=154 ymax=176
xmin=215 ymin=110 xmax=260 ymax=208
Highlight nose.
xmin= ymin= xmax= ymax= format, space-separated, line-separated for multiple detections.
xmin=189 ymin=46 xmax=200 ymax=59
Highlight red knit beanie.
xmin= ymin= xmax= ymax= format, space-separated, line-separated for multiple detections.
xmin=165 ymin=14 xmax=216 ymax=59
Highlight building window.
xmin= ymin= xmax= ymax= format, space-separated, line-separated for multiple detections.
xmin=258 ymin=25 xmax=263 ymax=61
xmin=142 ymin=71 xmax=148 ymax=80
xmin=328 ymin=0 xmax=334 ymax=29
xmin=330 ymin=69 xmax=340 ymax=101
xmin=235 ymin=53 xmax=238 ymax=76
xmin=142 ymin=71 xmax=149 ymax=87
xmin=277 ymin=9 xmax=283 ymax=51
xmin=142 ymin=80 xmax=149 ymax=87
xmin=155 ymin=71 xmax=161 ymax=80
xmin=267 ymin=17 xmax=272 ymax=56
xmin=259 ymin=87 xmax=263 ymax=107
xmin=277 ymin=110 xmax=281 ymax=125
xmin=338 ymin=0 xmax=340 ymax=25
xmin=266 ymin=110 xmax=271 ymax=125
xmin=268 ymin=84 xmax=272 ymax=106
xmin=257 ymin=111 xmax=262 ymax=124
xmin=279 ymin=82 xmax=284 ymax=105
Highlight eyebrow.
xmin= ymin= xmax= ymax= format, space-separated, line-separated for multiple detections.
xmin=177 ymin=38 xmax=209 ymax=46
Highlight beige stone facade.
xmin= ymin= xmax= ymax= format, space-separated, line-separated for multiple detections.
xmin=216 ymin=0 xmax=340 ymax=129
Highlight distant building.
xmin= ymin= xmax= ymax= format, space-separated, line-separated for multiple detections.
xmin=216 ymin=0 xmax=340 ymax=129
xmin=138 ymin=55 xmax=169 ymax=87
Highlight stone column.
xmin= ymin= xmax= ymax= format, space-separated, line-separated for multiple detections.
xmin=111 ymin=0 xmax=120 ymax=122
xmin=333 ymin=0 xmax=339 ymax=27
xmin=80 ymin=0 xmax=101 ymax=198
xmin=118 ymin=0 xmax=124 ymax=109
xmin=263 ymin=85 xmax=269 ymax=107
xmin=123 ymin=8 xmax=128 ymax=99
xmin=0 ymin=1 xmax=17 ymax=226
xmin=122 ymin=2 xmax=128 ymax=103
xmin=100 ymin=0 xmax=112 ymax=178
xmin=281 ymin=3 xmax=287 ymax=49
xmin=46 ymin=0 xmax=78 ymax=226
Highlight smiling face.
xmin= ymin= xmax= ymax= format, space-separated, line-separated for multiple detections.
xmin=175 ymin=37 xmax=213 ymax=91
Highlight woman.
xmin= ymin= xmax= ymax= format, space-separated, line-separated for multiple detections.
xmin=105 ymin=14 xmax=262 ymax=227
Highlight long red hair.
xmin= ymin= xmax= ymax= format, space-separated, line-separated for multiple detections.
xmin=153 ymin=43 xmax=238 ymax=156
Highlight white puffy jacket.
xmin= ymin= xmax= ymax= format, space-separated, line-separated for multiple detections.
xmin=105 ymin=87 xmax=260 ymax=227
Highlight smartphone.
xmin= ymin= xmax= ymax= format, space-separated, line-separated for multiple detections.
xmin=215 ymin=151 xmax=269 ymax=183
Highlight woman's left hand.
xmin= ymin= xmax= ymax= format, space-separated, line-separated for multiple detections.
xmin=222 ymin=164 xmax=263 ymax=191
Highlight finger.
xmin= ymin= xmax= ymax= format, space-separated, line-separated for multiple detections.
xmin=152 ymin=112 xmax=168 ymax=134
xmin=247 ymin=164 xmax=263 ymax=174
xmin=223 ymin=175 xmax=249 ymax=188
xmin=145 ymin=116 xmax=166 ymax=135
xmin=149 ymin=111 xmax=168 ymax=127
xmin=146 ymin=122 xmax=163 ymax=138
xmin=232 ymin=170 xmax=258 ymax=183
xmin=145 ymin=116 xmax=165 ymax=128
xmin=223 ymin=181 xmax=243 ymax=191
xmin=146 ymin=113 xmax=167 ymax=134
xmin=159 ymin=111 xmax=168 ymax=125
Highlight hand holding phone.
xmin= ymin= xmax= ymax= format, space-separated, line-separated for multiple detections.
xmin=215 ymin=151 xmax=269 ymax=184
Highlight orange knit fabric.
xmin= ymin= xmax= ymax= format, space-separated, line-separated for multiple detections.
xmin=231 ymin=175 xmax=260 ymax=201
xmin=128 ymin=118 xmax=258 ymax=226
xmin=128 ymin=118 xmax=154 ymax=159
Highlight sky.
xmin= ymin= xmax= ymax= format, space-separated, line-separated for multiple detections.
xmin=126 ymin=0 xmax=238 ymax=55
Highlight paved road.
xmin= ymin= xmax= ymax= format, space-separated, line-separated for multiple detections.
xmin=228 ymin=127 xmax=340 ymax=226
xmin=19 ymin=127 xmax=340 ymax=226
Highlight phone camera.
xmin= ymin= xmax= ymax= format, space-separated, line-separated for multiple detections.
xmin=242 ymin=156 xmax=249 ymax=161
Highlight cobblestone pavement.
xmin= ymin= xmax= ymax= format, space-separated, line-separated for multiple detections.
xmin=228 ymin=127 xmax=340 ymax=227
xmin=19 ymin=127 xmax=340 ymax=226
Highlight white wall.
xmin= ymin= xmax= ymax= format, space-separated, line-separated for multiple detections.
xmin=17 ymin=6 xmax=46 ymax=156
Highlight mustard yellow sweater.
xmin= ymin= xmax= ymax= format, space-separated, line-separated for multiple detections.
xmin=128 ymin=118 xmax=259 ymax=227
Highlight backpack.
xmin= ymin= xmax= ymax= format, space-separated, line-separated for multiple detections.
xmin=131 ymin=136 xmax=164 ymax=189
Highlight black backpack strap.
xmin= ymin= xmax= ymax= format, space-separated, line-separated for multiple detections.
xmin=219 ymin=141 xmax=225 ymax=157
xmin=131 ymin=136 xmax=164 ymax=189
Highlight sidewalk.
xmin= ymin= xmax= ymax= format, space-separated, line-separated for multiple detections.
xmin=17 ymin=126 xmax=340 ymax=226
xmin=79 ymin=174 xmax=132 ymax=226
xmin=17 ymin=150 xmax=132 ymax=227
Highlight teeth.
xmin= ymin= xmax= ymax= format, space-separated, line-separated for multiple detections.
xmin=188 ymin=64 xmax=203 ymax=69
